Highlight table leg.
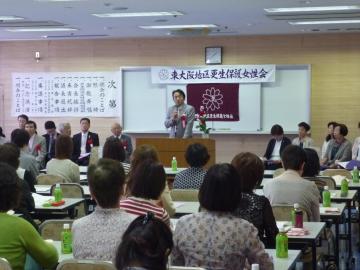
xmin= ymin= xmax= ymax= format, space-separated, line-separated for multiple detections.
xmin=347 ymin=201 xmax=352 ymax=258
xmin=312 ymin=241 xmax=317 ymax=270
xmin=335 ymin=221 xmax=339 ymax=267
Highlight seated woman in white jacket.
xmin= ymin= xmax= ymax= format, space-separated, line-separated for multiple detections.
xmin=46 ymin=135 xmax=80 ymax=183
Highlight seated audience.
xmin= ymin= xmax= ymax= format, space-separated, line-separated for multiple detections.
xmin=352 ymin=122 xmax=360 ymax=160
xmin=107 ymin=123 xmax=133 ymax=163
xmin=292 ymin=122 xmax=314 ymax=148
xmin=46 ymin=135 xmax=80 ymax=183
xmin=127 ymin=144 xmax=175 ymax=217
xmin=42 ymin=120 xmax=59 ymax=163
xmin=321 ymin=123 xmax=352 ymax=168
xmin=321 ymin=121 xmax=336 ymax=159
xmin=72 ymin=158 xmax=136 ymax=261
xmin=25 ymin=120 xmax=46 ymax=168
xmin=264 ymin=145 xmax=320 ymax=221
xmin=0 ymin=144 xmax=37 ymax=229
xmin=173 ymin=143 xmax=209 ymax=189
xmin=103 ymin=137 xmax=130 ymax=175
xmin=0 ymin=162 xmax=58 ymax=269
xmin=11 ymin=128 xmax=39 ymax=179
xmin=17 ymin=114 xmax=28 ymax=129
xmin=172 ymin=163 xmax=273 ymax=270
xmin=72 ymin=118 xmax=99 ymax=166
xmin=263 ymin=124 xmax=291 ymax=170
xmin=0 ymin=127 xmax=6 ymax=145
xmin=115 ymin=213 xmax=173 ymax=270
xmin=58 ymin=122 xmax=72 ymax=137
xmin=120 ymin=160 xmax=170 ymax=226
xmin=231 ymin=152 xmax=278 ymax=248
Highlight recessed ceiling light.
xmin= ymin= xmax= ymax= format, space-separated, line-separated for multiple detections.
xmin=289 ymin=19 xmax=360 ymax=25
xmin=93 ymin=11 xmax=183 ymax=18
xmin=265 ymin=5 xmax=360 ymax=13
xmin=139 ymin=24 xmax=218 ymax=29
xmin=6 ymin=27 xmax=78 ymax=32
xmin=0 ymin=16 xmax=25 ymax=20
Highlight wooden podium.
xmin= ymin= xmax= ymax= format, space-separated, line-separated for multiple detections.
xmin=135 ymin=138 xmax=216 ymax=168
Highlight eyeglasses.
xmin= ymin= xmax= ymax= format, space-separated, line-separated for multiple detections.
xmin=142 ymin=212 xmax=154 ymax=225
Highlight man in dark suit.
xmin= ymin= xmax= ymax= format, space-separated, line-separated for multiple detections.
xmin=72 ymin=118 xmax=99 ymax=166
xmin=42 ymin=120 xmax=60 ymax=163
xmin=263 ymin=124 xmax=291 ymax=170
xmin=106 ymin=122 xmax=133 ymax=162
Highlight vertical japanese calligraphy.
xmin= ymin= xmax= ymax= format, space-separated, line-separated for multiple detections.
xmin=12 ymin=72 xmax=120 ymax=117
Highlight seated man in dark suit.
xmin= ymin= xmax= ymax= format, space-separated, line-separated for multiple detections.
xmin=263 ymin=124 xmax=291 ymax=170
xmin=106 ymin=122 xmax=133 ymax=162
xmin=72 ymin=118 xmax=99 ymax=166
xmin=42 ymin=120 xmax=60 ymax=163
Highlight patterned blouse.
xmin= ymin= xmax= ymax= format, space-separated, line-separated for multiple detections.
xmin=172 ymin=210 xmax=274 ymax=270
xmin=72 ymin=207 xmax=136 ymax=261
xmin=173 ymin=167 xmax=206 ymax=189
xmin=233 ymin=193 xmax=279 ymax=248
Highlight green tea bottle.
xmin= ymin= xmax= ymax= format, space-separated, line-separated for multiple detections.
xmin=322 ymin=186 xmax=331 ymax=207
xmin=61 ymin=224 xmax=72 ymax=254
xmin=276 ymin=228 xmax=288 ymax=258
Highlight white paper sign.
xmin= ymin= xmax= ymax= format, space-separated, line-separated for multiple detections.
xmin=151 ymin=65 xmax=276 ymax=84
xmin=12 ymin=72 xmax=121 ymax=117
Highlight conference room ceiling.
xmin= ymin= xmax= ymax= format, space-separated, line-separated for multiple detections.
xmin=1 ymin=0 xmax=360 ymax=40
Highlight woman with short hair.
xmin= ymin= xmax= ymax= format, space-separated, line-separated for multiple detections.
xmin=46 ymin=135 xmax=80 ymax=183
xmin=173 ymin=143 xmax=209 ymax=189
xmin=0 ymin=163 xmax=58 ymax=269
xmin=172 ymin=163 xmax=273 ymax=270
xmin=231 ymin=152 xmax=278 ymax=248
xmin=121 ymin=160 xmax=170 ymax=226
xmin=126 ymin=144 xmax=175 ymax=217
xmin=103 ymin=137 xmax=130 ymax=175
xmin=321 ymin=123 xmax=352 ymax=168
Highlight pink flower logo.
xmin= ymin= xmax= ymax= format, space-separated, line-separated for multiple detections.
xmin=202 ymin=87 xmax=223 ymax=111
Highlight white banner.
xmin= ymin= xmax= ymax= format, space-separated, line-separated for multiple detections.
xmin=151 ymin=65 xmax=276 ymax=84
xmin=12 ymin=72 xmax=121 ymax=117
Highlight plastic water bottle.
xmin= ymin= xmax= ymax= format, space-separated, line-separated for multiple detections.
xmin=322 ymin=186 xmax=331 ymax=207
xmin=353 ymin=166 xmax=359 ymax=183
xmin=341 ymin=178 xmax=349 ymax=197
xmin=294 ymin=203 xmax=303 ymax=228
xmin=61 ymin=224 xmax=72 ymax=254
xmin=54 ymin=183 xmax=63 ymax=202
xmin=276 ymin=228 xmax=288 ymax=258
xmin=171 ymin=156 xmax=177 ymax=171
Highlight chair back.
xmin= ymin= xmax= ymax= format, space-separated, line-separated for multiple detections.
xmin=37 ymin=174 xmax=64 ymax=185
xmin=314 ymin=176 xmax=336 ymax=190
xmin=171 ymin=189 xmax=199 ymax=202
xmin=56 ymin=259 xmax=116 ymax=270
xmin=0 ymin=258 xmax=12 ymax=270
xmin=272 ymin=204 xmax=310 ymax=222
xmin=273 ymin=168 xmax=285 ymax=178
xmin=322 ymin=169 xmax=352 ymax=179
xmin=50 ymin=183 xmax=87 ymax=217
xmin=39 ymin=219 xmax=74 ymax=241
xmin=304 ymin=177 xmax=329 ymax=194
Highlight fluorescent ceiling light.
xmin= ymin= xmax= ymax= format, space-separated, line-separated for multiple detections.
xmin=35 ymin=0 xmax=87 ymax=2
xmin=6 ymin=27 xmax=78 ymax=32
xmin=93 ymin=11 xmax=183 ymax=18
xmin=265 ymin=5 xmax=360 ymax=13
xmin=0 ymin=16 xmax=24 ymax=20
xmin=289 ymin=19 xmax=360 ymax=25
xmin=139 ymin=24 xmax=218 ymax=29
